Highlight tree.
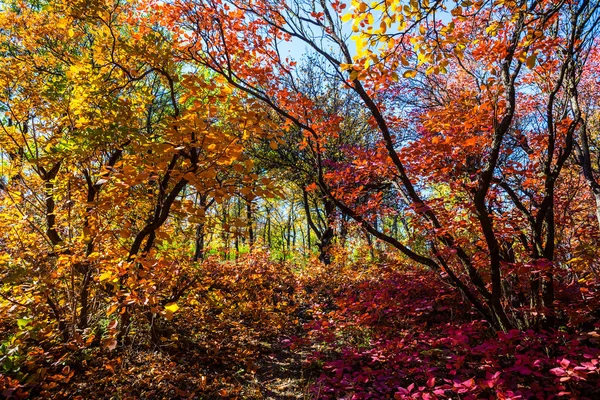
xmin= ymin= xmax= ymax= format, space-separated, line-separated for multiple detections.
xmin=0 ymin=0 xmax=271 ymax=345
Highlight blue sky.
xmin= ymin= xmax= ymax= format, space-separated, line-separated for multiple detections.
xmin=274 ymin=2 xmax=453 ymax=63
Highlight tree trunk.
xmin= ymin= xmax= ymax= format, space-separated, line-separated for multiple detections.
xmin=246 ymin=199 xmax=254 ymax=250
xmin=320 ymin=199 xmax=336 ymax=264
xmin=194 ymin=222 xmax=205 ymax=261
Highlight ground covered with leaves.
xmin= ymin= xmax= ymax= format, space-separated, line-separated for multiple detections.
xmin=2 ymin=255 xmax=599 ymax=399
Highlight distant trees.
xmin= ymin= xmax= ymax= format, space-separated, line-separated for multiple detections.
xmin=247 ymin=56 xmax=379 ymax=263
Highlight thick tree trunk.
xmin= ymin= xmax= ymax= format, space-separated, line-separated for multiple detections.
xmin=318 ymin=226 xmax=334 ymax=265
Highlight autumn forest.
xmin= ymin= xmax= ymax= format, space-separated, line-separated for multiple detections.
xmin=1 ymin=0 xmax=600 ymax=398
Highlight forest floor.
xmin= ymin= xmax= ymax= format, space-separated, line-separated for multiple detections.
xmin=2 ymin=256 xmax=600 ymax=399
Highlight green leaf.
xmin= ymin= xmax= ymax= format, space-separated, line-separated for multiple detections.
xmin=17 ymin=318 xmax=30 ymax=329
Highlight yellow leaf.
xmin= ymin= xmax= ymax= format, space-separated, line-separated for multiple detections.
xmin=99 ymin=271 xmax=112 ymax=282
xmin=341 ymin=13 xmax=353 ymax=23
xmin=485 ymin=22 xmax=499 ymax=36
xmin=165 ymin=302 xmax=180 ymax=313
xmin=403 ymin=70 xmax=417 ymax=78
xmin=354 ymin=35 xmax=367 ymax=58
